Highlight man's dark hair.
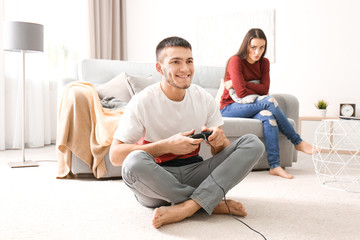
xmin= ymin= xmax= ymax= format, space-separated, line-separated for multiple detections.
xmin=156 ymin=36 xmax=192 ymax=61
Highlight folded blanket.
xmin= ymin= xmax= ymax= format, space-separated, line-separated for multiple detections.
xmin=56 ymin=82 xmax=123 ymax=179
xmin=100 ymin=96 xmax=128 ymax=110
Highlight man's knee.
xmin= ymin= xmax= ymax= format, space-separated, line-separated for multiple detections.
xmin=238 ymin=134 xmax=265 ymax=157
xmin=122 ymin=150 xmax=153 ymax=179
xmin=228 ymin=134 xmax=265 ymax=171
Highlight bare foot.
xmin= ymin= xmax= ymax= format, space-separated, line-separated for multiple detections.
xmin=152 ymin=199 xmax=200 ymax=229
xmin=213 ymin=199 xmax=247 ymax=216
xmin=295 ymin=140 xmax=315 ymax=154
xmin=269 ymin=166 xmax=294 ymax=179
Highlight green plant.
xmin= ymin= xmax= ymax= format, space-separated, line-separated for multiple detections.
xmin=315 ymin=100 xmax=328 ymax=109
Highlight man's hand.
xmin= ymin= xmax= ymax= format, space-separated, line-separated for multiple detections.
xmin=201 ymin=126 xmax=230 ymax=155
xmin=110 ymin=129 xmax=203 ymax=166
xmin=165 ymin=129 xmax=203 ymax=155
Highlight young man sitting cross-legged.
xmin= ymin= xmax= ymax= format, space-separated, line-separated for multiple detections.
xmin=109 ymin=36 xmax=265 ymax=228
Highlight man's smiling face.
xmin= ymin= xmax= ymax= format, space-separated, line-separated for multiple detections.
xmin=157 ymin=46 xmax=194 ymax=90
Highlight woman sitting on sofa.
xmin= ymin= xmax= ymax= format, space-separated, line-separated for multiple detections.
xmin=219 ymin=28 xmax=314 ymax=179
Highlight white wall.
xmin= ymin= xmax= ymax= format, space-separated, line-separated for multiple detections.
xmin=124 ymin=0 xmax=360 ymax=117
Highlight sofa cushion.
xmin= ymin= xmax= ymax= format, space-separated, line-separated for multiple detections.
xmin=126 ymin=73 xmax=159 ymax=96
xmin=215 ymin=78 xmax=224 ymax=107
xmin=192 ymin=65 xmax=224 ymax=98
xmin=223 ymin=117 xmax=263 ymax=137
xmin=95 ymin=72 xmax=132 ymax=102
xmin=222 ymin=117 xmax=296 ymax=138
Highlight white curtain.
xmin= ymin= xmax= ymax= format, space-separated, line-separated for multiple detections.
xmin=1 ymin=0 xmax=89 ymax=150
xmin=0 ymin=0 xmax=88 ymax=150
xmin=0 ymin=0 xmax=5 ymax=150
xmin=89 ymin=0 xmax=127 ymax=60
xmin=2 ymin=52 xmax=54 ymax=149
xmin=1 ymin=0 xmax=55 ymax=150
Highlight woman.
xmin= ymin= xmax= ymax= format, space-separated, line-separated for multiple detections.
xmin=220 ymin=28 xmax=313 ymax=179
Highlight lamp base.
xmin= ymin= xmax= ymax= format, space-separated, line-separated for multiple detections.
xmin=8 ymin=160 xmax=39 ymax=168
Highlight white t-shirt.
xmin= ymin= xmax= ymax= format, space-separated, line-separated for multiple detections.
xmin=113 ymin=82 xmax=223 ymax=144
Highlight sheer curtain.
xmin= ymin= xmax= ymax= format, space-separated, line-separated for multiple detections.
xmin=89 ymin=0 xmax=127 ymax=60
xmin=1 ymin=0 xmax=54 ymax=150
xmin=0 ymin=0 xmax=5 ymax=150
xmin=1 ymin=0 xmax=89 ymax=150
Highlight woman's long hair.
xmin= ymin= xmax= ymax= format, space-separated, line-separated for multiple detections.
xmin=223 ymin=28 xmax=267 ymax=81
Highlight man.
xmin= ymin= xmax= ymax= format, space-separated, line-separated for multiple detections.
xmin=110 ymin=36 xmax=265 ymax=229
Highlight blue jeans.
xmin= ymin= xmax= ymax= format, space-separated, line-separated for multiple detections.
xmin=220 ymin=95 xmax=302 ymax=169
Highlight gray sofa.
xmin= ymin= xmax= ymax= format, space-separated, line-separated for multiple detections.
xmin=59 ymin=58 xmax=299 ymax=178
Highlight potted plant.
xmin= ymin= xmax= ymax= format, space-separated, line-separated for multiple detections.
xmin=315 ymin=100 xmax=328 ymax=117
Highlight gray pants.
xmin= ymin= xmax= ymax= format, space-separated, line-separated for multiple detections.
xmin=121 ymin=134 xmax=265 ymax=214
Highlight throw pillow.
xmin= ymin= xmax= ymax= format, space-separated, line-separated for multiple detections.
xmin=215 ymin=78 xmax=224 ymax=107
xmin=95 ymin=72 xmax=132 ymax=102
xmin=126 ymin=73 xmax=158 ymax=96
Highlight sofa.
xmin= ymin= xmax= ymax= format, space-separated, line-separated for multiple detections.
xmin=59 ymin=58 xmax=299 ymax=178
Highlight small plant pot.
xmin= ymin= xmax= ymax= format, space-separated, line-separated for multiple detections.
xmin=318 ymin=109 xmax=327 ymax=118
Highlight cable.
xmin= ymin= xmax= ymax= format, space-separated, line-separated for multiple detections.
xmin=205 ymin=139 xmax=267 ymax=240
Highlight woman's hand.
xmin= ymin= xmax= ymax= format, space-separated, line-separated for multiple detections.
xmin=224 ymin=80 xmax=233 ymax=90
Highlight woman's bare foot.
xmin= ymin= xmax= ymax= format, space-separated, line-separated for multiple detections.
xmin=213 ymin=199 xmax=247 ymax=216
xmin=269 ymin=166 xmax=294 ymax=179
xmin=152 ymin=199 xmax=200 ymax=229
xmin=295 ymin=140 xmax=315 ymax=154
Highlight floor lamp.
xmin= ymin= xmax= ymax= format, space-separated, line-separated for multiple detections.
xmin=3 ymin=21 xmax=44 ymax=168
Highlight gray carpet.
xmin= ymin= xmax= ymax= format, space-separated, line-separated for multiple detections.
xmin=0 ymin=146 xmax=359 ymax=240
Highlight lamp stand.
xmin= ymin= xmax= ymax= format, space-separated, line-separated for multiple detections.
xmin=8 ymin=50 xmax=39 ymax=168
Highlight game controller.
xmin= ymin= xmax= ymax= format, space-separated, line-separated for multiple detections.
xmin=189 ymin=131 xmax=212 ymax=141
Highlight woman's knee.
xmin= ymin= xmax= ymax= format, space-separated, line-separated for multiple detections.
xmin=268 ymin=96 xmax=279 ymax=108
xmin=258 ymin=110 xmax=277 ymax=127
xmin=258 ymin=95 xmax=279 ymax=108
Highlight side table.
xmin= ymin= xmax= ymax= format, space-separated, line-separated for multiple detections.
xmin=312 ymin=119 xmax=360 ymax=192
xmin=299 ymin=116 xmax=338 ymax=143
xmin=298 ymin=116 xmax=338 ymax=135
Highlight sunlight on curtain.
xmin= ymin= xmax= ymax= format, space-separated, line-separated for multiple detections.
xmin=3 ymin=0 xmax=89 ymax=149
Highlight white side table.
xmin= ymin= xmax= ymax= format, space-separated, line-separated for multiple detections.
xmin=299 ymin=116 xmax=338 ymax=143
xmin=312 ymin=119 xmax=360 ymax=192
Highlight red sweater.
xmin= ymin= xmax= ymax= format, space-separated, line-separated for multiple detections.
xmin=220 ymin=56 xmax=270 ymax=110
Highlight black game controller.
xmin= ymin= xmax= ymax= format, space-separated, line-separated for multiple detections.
xmin=189 ymin=131 xmax=212 ymax=141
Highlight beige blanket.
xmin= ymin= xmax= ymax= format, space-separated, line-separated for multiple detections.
xmin=56 ymin=82 xmax=123 ymax=179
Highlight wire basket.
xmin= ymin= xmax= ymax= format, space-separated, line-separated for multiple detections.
xmin=312 ymin=119 xmax=360 ymax=193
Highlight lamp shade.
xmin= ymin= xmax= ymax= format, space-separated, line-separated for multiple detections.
xmin=3 ymin=21 xmax=44 ymax=52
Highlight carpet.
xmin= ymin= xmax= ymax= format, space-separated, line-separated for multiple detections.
xmin=0 ymin=147 xmax=359 ymax=240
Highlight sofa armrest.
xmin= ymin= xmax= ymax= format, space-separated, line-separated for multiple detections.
xmin=272 ymin=93 xmax=299 ymax=131
xmin=59 ymin=78 xmax=78 ymax=90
